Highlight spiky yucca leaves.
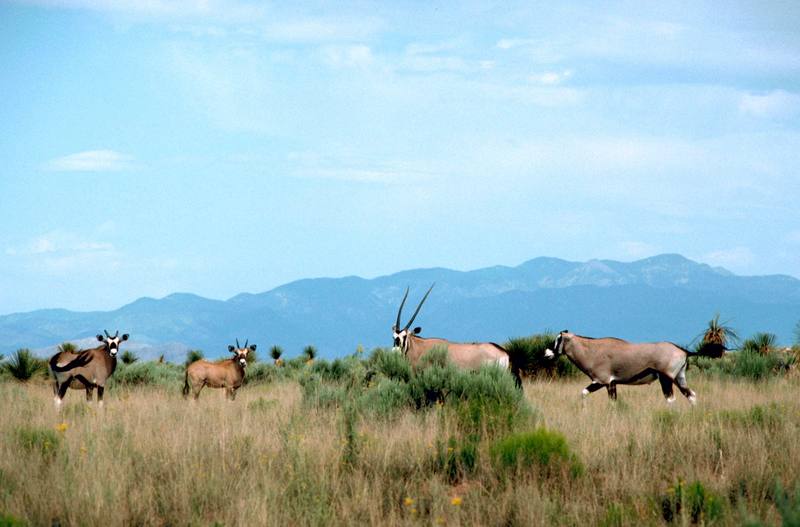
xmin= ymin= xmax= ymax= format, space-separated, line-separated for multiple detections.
xmin=701 ymin=313 xmax=738 ymax=347
xmin=270 ymin=345 xmax=284 ymax=364
xmin=185 ymin=349 xmax=204 ymax=367
xmin=57 ymin=342 xmax=78 ymax=354
xmin=742 ymin=333 xmax=777 ymax=355
xmin=120 ymin=350 xmax=139 ymax=365
xmin=245 ymin=348 xmax=258 ymax=364
xmin=303 ymin=345 xmax=317 ymax=362
xmin=3 ymin=349 xmax=46 ymax=381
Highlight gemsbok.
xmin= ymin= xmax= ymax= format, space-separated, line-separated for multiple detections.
xmin=392 ymin=285 xmax=521 ymax=387
xmin=544 ymin=330 xmax=725 ymax=404
xmin=49 ymin=330 xmax=129 ymax=408
xmin=183 ymin=339 xmax=256 ymax=401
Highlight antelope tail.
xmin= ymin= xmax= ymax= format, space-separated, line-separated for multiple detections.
xmin=182 ymin=372 xmax=190 ymax=398
xmin=49 ymin=352 xmax=92 ymax=372
xmin=688 ymin=342 xmax=726 ymax=359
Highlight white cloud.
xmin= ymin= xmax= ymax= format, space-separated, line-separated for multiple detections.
xmin=44 ymin=150 xmax=134 ymax=172
xmin=496 ymin=38 xmax=537 ymax=50
xmin=264 ymin=17 xmax=382 ymax=43
xmin=321 ymin=45 xmax=373 ymax=69
xmin=6 ymin=231 xmax=115 ymax=258
xmin=529 ymin=69 xmax=573 ymax=85
xmin=739 ymin=90 xmax=800 ymax=118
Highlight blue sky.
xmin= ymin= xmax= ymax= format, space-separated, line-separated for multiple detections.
xmin=1 ymin=1 xmax=799 ymax=314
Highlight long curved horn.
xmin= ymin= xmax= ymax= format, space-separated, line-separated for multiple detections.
xmin=244 ymin=339 xmax=249 ymax=349
xmin=104 ymin=329 xmax=110 ymax=338
xmin=114 ymin=330 xmax=119 ymax=338
xmin=236 ymin=338 xmax=240 ymax=349
xmin=404 ymin=283 xmax=435 ymax=331
xmin=395 ymin=287 xmax=409 ymax=330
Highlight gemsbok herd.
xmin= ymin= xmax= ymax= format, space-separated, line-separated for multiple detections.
xmin=46 ymin=284 xmax=724 ymax=409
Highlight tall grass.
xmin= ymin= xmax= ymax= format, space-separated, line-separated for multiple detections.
xmin=1 ymin=375 xmax=798 ymax=526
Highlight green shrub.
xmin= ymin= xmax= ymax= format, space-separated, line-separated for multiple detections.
xmin=660 ymin=480 xmax=724 ymax=524
xmin=3 ymin=349 xmax=46 ymax=382
xmin=491 ymin=428 xmax=583 ymax=477
xmin=732 ymin=350 xmax=792 ymax=380
xmin=15 ymin=427 xmax=61 ymax=459
xmin=185 ymin=349 xmax=204 ymax=367
xmin=435 ymin=435 xmax=479 ymax=484
xmin=0 ymin=513 xmax=26 ymax=527
xmin=120 ymin=349 xmax=139 ymax=365
xmin=299 ymin=375 xmax=349 ymax=409
xmin=111 ymin=361 xmax=184 ymax=388
xmin=448 ymin=365 xmax=529 ymax=437
xmin=742 ymin=333 xmax=777 ymax=355
xmin=358 ymin=378 xmax=411 ymax=419
xmin=774 ymin=482 xmax=800 ymax=527
xmin=504 ymin=334 xmax=580 ymax=379
xmin=367 ymin=348 xmax=412 ymax=383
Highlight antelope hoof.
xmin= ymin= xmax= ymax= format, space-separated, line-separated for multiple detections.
xmin=688 ymin=394 xmax=697 ymax=405
xmin=581 ymin=388 xmax=590 ymax=398
xmin=666 ymin=396 xmax=676 ymax=404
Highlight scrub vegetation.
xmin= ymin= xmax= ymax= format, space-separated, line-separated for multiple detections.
xmin=0 ymin=332 xmax=798 ymax=526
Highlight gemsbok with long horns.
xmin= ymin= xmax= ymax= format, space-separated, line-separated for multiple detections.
xmin=49 ymin=330 xmax=129 ymax=408
xmin=392 ymin=284 xmax=521 ymax=387
xmin=544 ymin=330 xmax=725 ymax=404
xmin=183 ymin=339 xmax=256 ymax=400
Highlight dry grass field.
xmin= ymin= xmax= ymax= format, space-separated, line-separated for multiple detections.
xmin=0 ymin=374 xmax=798 ymax=526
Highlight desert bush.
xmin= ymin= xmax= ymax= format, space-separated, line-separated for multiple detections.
xmin=742 ymin=333 xmax=777 ymax=355
xmin=773 ymin=482 xmax=800 ymax=527
xmin=367 ymin=348 xmax=412 ymax=383
xmin=2 ymin=349 xmax=46 ymax=382
xmin=660 ymin=479 xmax=724 ymax=524
xmin=0 ymin=513 xmax=26 ymax=527
xmin=111 ymin=361 xmax=184 ymax=388
xmin=358 ymin=378 xmax=411 ymax=419
xmin=120 ymin=349 xmax=138 ymax=365
xmin=717 ymin=403 xmax=785 ymax=430
xmin=185 ymin=349 xmax=204 ymax=367
xmin=491 ymin=428 xmax=583 ymax=478
xmin=269 ymin=345 xmax=283 ymax=363
xmin=732 ymin=350 xmax=794 ymax=380
xmin=504 ymin=334 xmax=580 ymax=379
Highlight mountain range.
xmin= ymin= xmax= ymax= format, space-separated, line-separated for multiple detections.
xmin=2 ymin=254 xmax=798 ymax=361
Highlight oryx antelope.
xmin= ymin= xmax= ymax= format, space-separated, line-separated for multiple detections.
xmin=392 ymin=285 xmax=521 ymax=387
xmin=545 ymin=330 xmax=724 ymax=404
xmin=49 ymin=330 xmax=129 ymax=408
xmin=183 ymin=339 xmax=256 ymax=401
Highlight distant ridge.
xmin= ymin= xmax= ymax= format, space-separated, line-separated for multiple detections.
xmin=1 ymin=254 xmax=798 ymax=360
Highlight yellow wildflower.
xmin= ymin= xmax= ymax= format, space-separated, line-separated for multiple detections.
xmin=451 ymin=496 xmax=462 ymax=506
xmin=55 ymin=422 xmax=68 ymax=433
xmin=435 ymin=517 xmax=445 ymax=525
xmin=404 ymin=497 xmax=414 ymax=506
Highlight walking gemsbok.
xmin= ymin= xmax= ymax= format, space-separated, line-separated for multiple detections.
xmin=49 ymin=330 xmax=129 ymax=408
xmin=544 ymin=330 xmax=725 ymax=404
xmin=392 ymin=284 xmax=521 ymax=387
xmin=183 ymin=339 xmax=256 ymax=401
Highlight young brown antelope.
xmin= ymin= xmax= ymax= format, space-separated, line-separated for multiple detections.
xmin=183 ymin=339 xmax=256 ymax=401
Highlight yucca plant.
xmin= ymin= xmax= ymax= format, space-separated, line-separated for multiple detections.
xmin=57 ymin=342 xmax=78 ymax=354
xmin=185 ymin=349 xmax=204 ymax=367
xmin=742 ymin=333 xmax=777 ymax=355
xmin=701 ymin=313 xmax=738 ymax=347
xmin=245 ymin=348 xmax=258 ymax=364
xmin=120 ymin=349 xmax=139 ymax=365
xmin=3 ymin=349 xmax=46 ymax=381
xmin=303 ymin=345 xmax=318 ymax=363
xmin=270 ymin=345 xmax=284 ymax=365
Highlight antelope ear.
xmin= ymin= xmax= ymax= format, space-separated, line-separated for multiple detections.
xmin=413 ymin=327 xmax=422 ymax=334
xmin=228 ymin=345 xmax=235 ymax=352
xmin=249 ymin=344 xmax=257 ymax=351
xmin=97 ymin=334 xmax=104 ymax=341
xmin=121 ymin=334 xmax=129 ymax=341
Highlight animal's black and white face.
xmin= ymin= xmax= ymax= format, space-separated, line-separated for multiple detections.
xmin=544 ymin=330 xmax=568 ymax=359
xmin=392 ymin=325 xmax=421 ymax=354
xmin=96 ymin=330 xmax=129 ymax=358
xmin=228 ymin=342 xmax=256 ymax=368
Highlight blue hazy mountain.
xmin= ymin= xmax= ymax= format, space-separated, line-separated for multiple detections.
xmin=2 ymin=254 xmax=798 ymax=360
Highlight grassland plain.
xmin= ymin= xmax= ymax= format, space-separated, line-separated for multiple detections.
xmin=1 ymin=372 xmax=799 ymax=526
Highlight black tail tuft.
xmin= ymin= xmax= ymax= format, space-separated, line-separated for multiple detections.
xmin=694 ymin=342 xmax=726 ymax=358
xmin=182 ymin=373 xmax=190 ymax=398
xmin=49 ymin=351 xmax=92 ymax=372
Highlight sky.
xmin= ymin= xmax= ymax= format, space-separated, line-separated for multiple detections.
xmin=1 ymin=1 xmax=799 ymax=315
